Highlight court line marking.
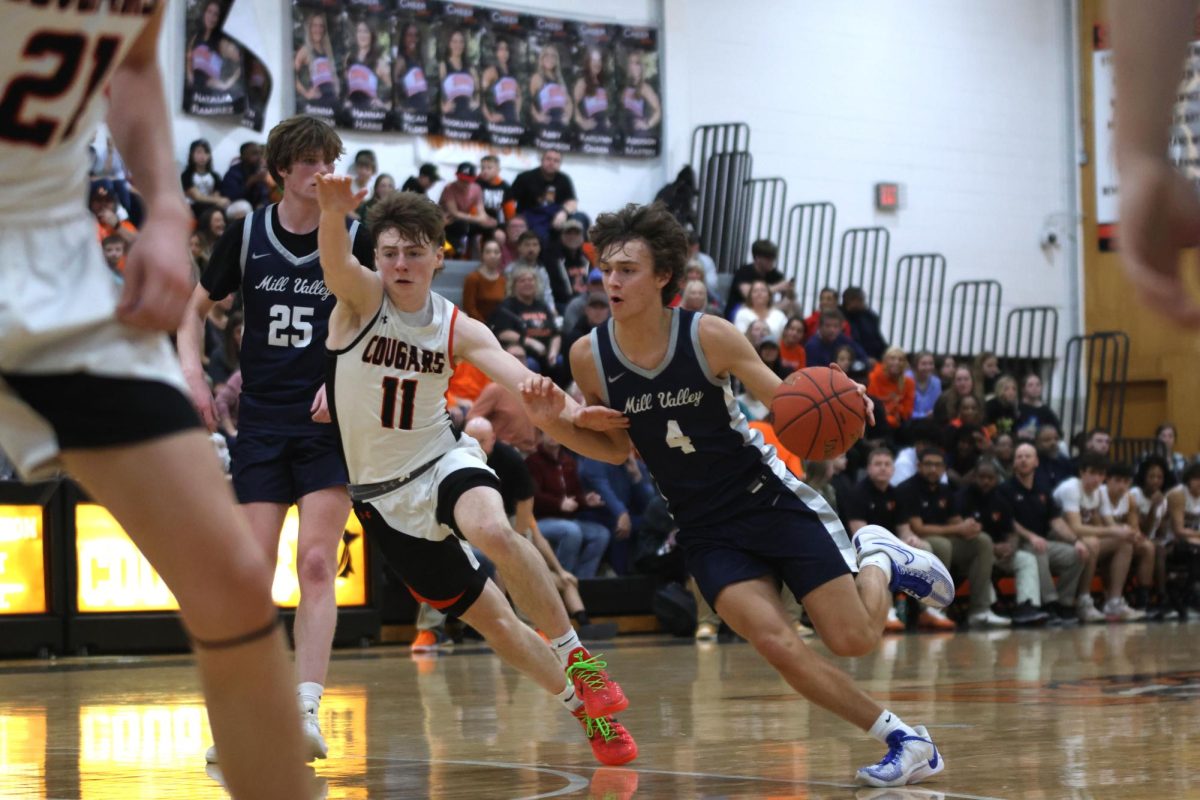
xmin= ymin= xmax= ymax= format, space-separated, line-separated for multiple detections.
xmin=536 ymin=761 xmax=1007 ymax=800
xmin=363 ymin=756 xmax=590 ymax=799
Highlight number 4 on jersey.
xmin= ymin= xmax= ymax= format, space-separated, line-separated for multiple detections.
xmin=665 ymin=419 xmax=695 ymax=454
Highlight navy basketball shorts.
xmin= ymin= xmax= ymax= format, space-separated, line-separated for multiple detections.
xmin=681 ymin=487 xmax=854 ymax=610
xmin=353 ymin=463 xmax=501 ymax=618
xmin=231 ymin=426 xmax=349 ymax=505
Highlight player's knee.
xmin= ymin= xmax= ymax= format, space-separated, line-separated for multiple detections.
xmin=823 ymin=625 xmax=878 ymax=658
xmin=297 ymin=547 xmax=335 ymax=588
xmin=466 ymin=520 xmax=519 ymax=560
xmin=185 ymin=555 xmax=277 ymax=627
xmin=974 ymin=532 xmax=994 ymax=554
xmin=750 ymin=628 xmax=798 ymax=666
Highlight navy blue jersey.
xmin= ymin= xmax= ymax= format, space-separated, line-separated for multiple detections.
xmin=201 ymin=204 xmax=373 ymax=433
xmin=592 ymin=309 xmax=839 ymax=531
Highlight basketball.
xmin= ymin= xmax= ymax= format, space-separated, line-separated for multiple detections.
xmin=771 ymin=367 xmax=867 ymax=460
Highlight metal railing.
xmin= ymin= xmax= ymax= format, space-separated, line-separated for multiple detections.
xmin=1001 ymin=306 xmax=1060 ymax=400
xmin=887 ymin=253 xmax=946 ymax=354
xmin=734 ymin=177 xmax=788 ymax=266
xmin=943 ymin=280 xmax=1003 ymax=357
xmin=1112 ymin=437 xmax=1166 ymax=467
xmin=690 ymin=123 xmax=751 ymax=273
xmin=1054 ymin=331 xmax=1130 ymax=445
xmin=835 ymin=227 xmax=890 ymax=312
xmin=781 ymin=201 xmax=837 ymax=310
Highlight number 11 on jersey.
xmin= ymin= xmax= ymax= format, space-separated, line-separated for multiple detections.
xmin=381 ymin=377 xmax=417 ymax=430
xmin=665 ymin=419 xmax=695 ymax=454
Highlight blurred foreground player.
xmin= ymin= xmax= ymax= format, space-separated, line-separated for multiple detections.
xmin=315 ymin=177 xmax=637 ymax=765
xmin=572 ymin=203 xmax=954 ymax=788
xmin=0 ymin=4 xmax=309 ymax=798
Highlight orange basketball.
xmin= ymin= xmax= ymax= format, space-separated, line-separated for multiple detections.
xmin=770 ymin=367 xmax=867 ymax=460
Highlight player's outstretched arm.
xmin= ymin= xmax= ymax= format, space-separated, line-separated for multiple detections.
xmin=1113 ymin=0 xmax=1200 ymax=327
xmin=106 ymin=3 xmax=192 ymax=332
xmin=457 ymin=315 xmax=631 ymax=464
xmin=315 ymin=175 xmax=381 ymax=318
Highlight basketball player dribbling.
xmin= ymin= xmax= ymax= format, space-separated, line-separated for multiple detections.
xmin=0 ymin=4 xmax=311 ymax=798
xmin=313 ymin=176 xmax=638 ymax=766
xmin=1113 ymin=1 xmax=1200 ymax=327
xmin=572 ymin=203 xmax=956 ymax=787
xmin=177 ymin=116 xmax=373 ymax=763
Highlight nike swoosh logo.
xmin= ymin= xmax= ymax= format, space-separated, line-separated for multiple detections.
xmin=607 ymin=372 xmax=626 ymax=383
xmin=878 ymin=542 xmax=916 ymax=565
xmin=928 ymin=750 xmax=939 ymax=769
xmin=251 ymin=252 xmax=270 ymax=259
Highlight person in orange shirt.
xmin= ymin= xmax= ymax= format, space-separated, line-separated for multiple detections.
xmin=779 ymin=316 xmax=807 ymax=374
xmin=867 ymin=346 xmax=914 ymax=429
xmin=90 ymin=186 xmax=137 ymax=261
xmin=749 ymin=415 xmax=805 ymax=480
xmin=803 ymin=287 xmax=850 ymax=339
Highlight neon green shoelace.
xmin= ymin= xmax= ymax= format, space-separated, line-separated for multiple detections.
xmin=583 ymin=714 xmax=617 ymax=742
xmin=566 ymin=653 xmax=610 ymax=691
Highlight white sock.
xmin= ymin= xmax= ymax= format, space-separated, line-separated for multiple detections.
xmin=859 ymin=551 xmax=894 ymax=584
xmin=555 ymin=681 xmax=584 ymax=714
xmin=298 ymin=682 xmax=323 ymax=714
xmin=868 ymin=709 xmax=918 ymax=744
xmin=550 ymin=629 xmax=582 ymax=667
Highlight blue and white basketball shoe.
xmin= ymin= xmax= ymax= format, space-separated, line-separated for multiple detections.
xmin=856 ymin=725 xmax=944 ymax=787
xmin=852 ymin=525 xmax=955 ymax=608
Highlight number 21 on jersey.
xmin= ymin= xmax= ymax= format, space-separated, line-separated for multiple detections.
xmin=665 ymin=419 xmax=695 ymax=454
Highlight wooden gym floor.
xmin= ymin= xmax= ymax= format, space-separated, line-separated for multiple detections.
xmin=1 ymin=622 xmax=1198 ymax=799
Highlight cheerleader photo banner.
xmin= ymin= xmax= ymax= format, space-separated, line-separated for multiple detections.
xmin=287 ymin=0 xmax=660 ymax=157
xmin=184 ymin=0 xmax=273 ymax=131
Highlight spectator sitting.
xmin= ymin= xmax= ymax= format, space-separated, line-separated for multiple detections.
xmin=1100 ymin=462 xmax=1156 ymax=611
xmin=948 ymin=394 xmax=991 ymax=438
xmin=844 ymin=447 xmax=953 ymax=631
xmin=556 ymin=218 xmax=593 ymax=298
xmin=1152 ymin=422 xmax=1189 ymax=483
xmin=490 ymin=264 xmax=561 ymax=378
xmin=526 ymin=431 xmax=610 ymax=579
xmin=196 ymin=206 xmax=226 ymax=262
xmin=477 ymin=154 xmax=510 ymax=229
xmin=867 ymin=346 xmax=914 ymax=429
xmin=985 ymin=374 xmax=1020 ymax=434
xmin=892 ymin=420 xmax=945 ymax=487
xmin=439 ymin=161 xmax=495 ymax=257
xmin=678 ymin=260 xmax=721 ymax=313
xmin=462 ymin=239 xmax=507 ymax=323
xmin=1035 ymin=424 xmax=1076 ymax=489
xmin=776 ymin=316 xmax=807 ymax=374
xmin=506 ymin=149 xmax=578 ymax=221
xmin=401 ymin=161 xmax=440 ymax=194
xmin=680 ymin=279 xmax=711 ymax=313
xmin=355 ymin=173 xmax=394 ymax=222
xmin=562 ymin=267 xmax=603 ymax=332
xmin=349 ymin=149 xmax=377 ymax=196
xmin=506 ymin=230 xmax=566 ymax=310
xmin=733 ymin=279 xmax=788 ymax=338
xmin=181 ymin=138 xmax=228 ymax=219
xmin=1132 ymin=455 xmax=1170 ymax=543
xmin=1054 ymin=454 xmax=1143 ymax=621
xmin=974 ymin=351 xmax=1001 ymax=397
xmin=841 ymin=286 xmax=887 ymax=360
xmin=189 ymin=231 xmax=207 ymax=276
xmin=219 ymin=141 xmax=269 ymax=207
xmin=686 ymin=230 xmax=720 ymax=297
xmin=466 ymin=369 xmax=537 ymax=454
xmin=804 ymin=309 xmax=868 ymax=370
xmin=946 ymin=423 xmax=987 ymax=484
xmin=744 ymin=319 xmax=770 ymax=349
xmin=958 ymin=458 xmax=1045 ymax=625
xmin=562 ymin=292 xmax=610 ymax=382
xmin=91 ymin=185 xmax=137 ymax=252
xmin=803 ymin=286 xmax=851 ymax=339
xmin=576 ymin=453 xmax=656 ymax=576
xmin=725 ymin=238 xmax=791 ymax=319
xmin=1000 ymin=441 xmax=1088 ymax=624
xmin=756 ymin=337 xmax=787 ymax=380
xmin=835 ymin=344 xmax=867 ymax=385
xmin=908 ymin=350 xmax=942 ymax=420
xmin=101 ymin=234 xmax=125 ymax=276
xmin=898 ymin=446 xmax=1007 ymax=627
xmin=937 ymin=354 xmax=957 ymax=386
xmin=993 ymin=432 xmax=1016 ymax=478
xmin=933 ymin=365 xmax=982 ymax=424
xmin=498 ymin=214 xmax=527 ymax=265
xmin=1072 ymin=427 xmax=1113 ymax=473
xmin=1164 ymin=463 xmax=1200 ymax=616
xmin=1014 ymin=373 xmax=1061 ymax=440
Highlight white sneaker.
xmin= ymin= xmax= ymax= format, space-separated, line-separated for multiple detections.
xmin=1103 ymin=597 xmax=1146 ymax=622
xmin=205 ymin=744 xmax=219 ymax=764
xmin=1077 ymin=600 xmax=1106 ymax=624
xmin=302 ymin=709 xmax=328 ymax=761
xmin=694 ymin=622 xmax=718 ymax=641
xmin=856 ymin=724 xmax=944 ymax=787
xmin=968 ymin=610 xmax=1012 ymax=628
xmin=853 ymin=525 xmax=955 ymax=608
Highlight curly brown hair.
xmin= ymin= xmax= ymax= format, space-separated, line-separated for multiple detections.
xmin=265 ymin=115 xmax=344 ymax=188
xmin=589 ymin=202 xmax=688 ymax=305
xmin=366 ymin=190 xmax=445 ymax=248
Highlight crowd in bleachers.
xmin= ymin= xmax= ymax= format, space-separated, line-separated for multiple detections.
xmin=41 ymin=128 xmax=1200 ymax=646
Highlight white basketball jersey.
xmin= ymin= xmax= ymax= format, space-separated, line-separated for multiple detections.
xmin=1168 ymin=485 xmax=1200 ymax=536
xmin=0 ymin=2 xmax=158 ymax=222
xmin=330 ymin=292 xmax=461 ymax=485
